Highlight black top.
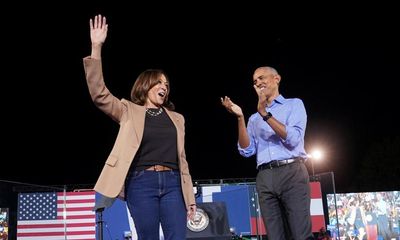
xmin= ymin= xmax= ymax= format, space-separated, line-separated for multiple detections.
xmin=130 ymin=109 xmax=179 ymax=171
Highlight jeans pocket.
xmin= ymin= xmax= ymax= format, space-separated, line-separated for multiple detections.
xmin=168 ymin=170 xmax=181 ymax=178
xmin=131 ymin=170 xmax=145 ymax=179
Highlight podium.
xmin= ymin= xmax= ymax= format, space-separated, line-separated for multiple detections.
xmin=186 ymin=202 xmax=231 ymax=240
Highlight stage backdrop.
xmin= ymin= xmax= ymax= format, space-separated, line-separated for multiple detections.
xmin=195 ymin=181 xmax=325 ymax=236
xmin=15 ymin=182 xmax=324 ymax=240
xmin=98 ymin=181 xmax=325 ymax=239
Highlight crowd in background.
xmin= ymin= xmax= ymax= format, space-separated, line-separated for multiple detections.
xmin=327 ymin=192 xmax=400 ymax=239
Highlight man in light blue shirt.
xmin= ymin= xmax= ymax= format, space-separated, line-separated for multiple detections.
xmin=221 ymin=66 xmax=313 ymax=240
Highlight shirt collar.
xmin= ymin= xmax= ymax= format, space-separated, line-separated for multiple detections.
xmin=272 ymin=94 xmax=285 ymax=105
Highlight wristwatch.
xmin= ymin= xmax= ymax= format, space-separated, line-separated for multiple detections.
xmin=262 ymin=112 xmax=273 ymax=121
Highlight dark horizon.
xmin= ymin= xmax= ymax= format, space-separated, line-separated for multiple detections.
xmin=1 ymin=4 xmax=399 ymax=195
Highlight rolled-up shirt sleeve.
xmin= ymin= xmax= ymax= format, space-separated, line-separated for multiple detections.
xmin=282 ymin=99 xmax=307 ymax=148
xmin=238 ymin=116 xmax=257 ymax=157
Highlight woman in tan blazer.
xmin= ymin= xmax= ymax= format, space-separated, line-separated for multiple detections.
xmin=83 ymin=14 xmax=196 ymax=240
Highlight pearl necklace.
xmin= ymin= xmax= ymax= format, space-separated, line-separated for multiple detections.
xmin=146 ymin=107 xmax=163 ymax=117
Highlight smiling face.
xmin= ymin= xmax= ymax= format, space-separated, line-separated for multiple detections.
xmin=146 ymin=74 xmax=169 ymax=108
xmin=130 ymin=69 xmax=173 ymax=109
xmin=253 ymin=66 xmax=281 ymax=98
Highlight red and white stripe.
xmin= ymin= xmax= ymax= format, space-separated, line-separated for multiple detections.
xmin=310 ymin=181 xmax=325 ymax=233
xmin=17 ymin=191 xmax=96 ymax=240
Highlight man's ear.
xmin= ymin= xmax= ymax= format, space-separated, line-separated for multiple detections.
xmin=275 ymin=75 xmax=281 ymax=85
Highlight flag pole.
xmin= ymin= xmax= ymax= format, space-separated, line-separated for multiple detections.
xmin=63 ymin=185 xmax=67 ymax=240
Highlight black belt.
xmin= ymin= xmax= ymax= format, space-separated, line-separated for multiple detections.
xmin=258 ymin=157 xmax=304 ymax=170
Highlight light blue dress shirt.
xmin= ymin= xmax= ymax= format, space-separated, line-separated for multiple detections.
xmin=238 ymin=95 xmax=308 ymax=168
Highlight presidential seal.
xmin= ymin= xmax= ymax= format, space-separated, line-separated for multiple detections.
xmin=187 ymin=207 xmax=209 ymax=232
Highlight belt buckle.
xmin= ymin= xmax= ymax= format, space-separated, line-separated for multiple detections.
xmin=154 ymin=165 xmax=163 ymax=171
xmin=282 ymin=159 xmax=289 ymax=165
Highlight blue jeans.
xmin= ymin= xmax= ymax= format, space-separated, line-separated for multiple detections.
xmin=125 ymin=170 xmax=187 ymax=240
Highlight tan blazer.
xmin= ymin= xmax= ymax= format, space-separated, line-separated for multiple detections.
xmin=83 ymin=57 xmax=196 ymax=209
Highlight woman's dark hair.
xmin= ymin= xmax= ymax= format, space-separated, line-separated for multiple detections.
xmin=130 ymin=69 xmax=175 ymax=110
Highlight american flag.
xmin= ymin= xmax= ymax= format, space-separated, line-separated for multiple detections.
xmin=309 ymin=181 xmax=325 ymax=233
xmin=17 ymin=191 xmax=96 ymax=240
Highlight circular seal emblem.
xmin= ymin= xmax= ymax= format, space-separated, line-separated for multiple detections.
xmin=187 ymin=207 xmax=209 ymax=232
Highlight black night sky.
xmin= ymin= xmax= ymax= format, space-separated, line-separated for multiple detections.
xmin=1 ymin=3 xmax=399 ymax=196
